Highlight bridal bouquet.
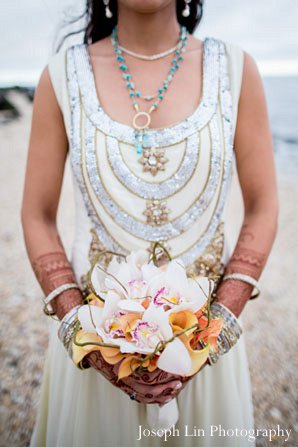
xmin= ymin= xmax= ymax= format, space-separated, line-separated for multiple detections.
xmin=71 ymin=245 xmax=223 ymax=429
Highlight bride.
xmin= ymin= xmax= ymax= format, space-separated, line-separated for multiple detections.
xmin=21 ymin=1 xmax=278 ymax=446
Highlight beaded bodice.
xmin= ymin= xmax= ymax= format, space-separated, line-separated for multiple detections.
xmin=63 ymin=37 xmax=237 ymax=281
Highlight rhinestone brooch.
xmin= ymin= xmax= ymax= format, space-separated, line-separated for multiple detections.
xmin=138 ymin=147 xmax=169 ymax=176
xmin=143 ymin=200 xmax=170 ymax=225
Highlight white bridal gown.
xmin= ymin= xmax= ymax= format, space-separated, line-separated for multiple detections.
xmin=30 ymin=38 xmax=255 ymax=447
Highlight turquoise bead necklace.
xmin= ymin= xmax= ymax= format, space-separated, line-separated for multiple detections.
xmin=111 ymin=25 xmax=189 ymax=154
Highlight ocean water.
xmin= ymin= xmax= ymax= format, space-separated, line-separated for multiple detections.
xmin=263 ymin=77 xmax=298 ymax=174
xmin=1 ymin=76 xmax=297 ymax=174
xmin=1 ymin=0 xmax=298 ymax=85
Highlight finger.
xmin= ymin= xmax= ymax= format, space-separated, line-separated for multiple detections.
xmin=120 ymin=377 xmax=183 ymax=401
xmin=128 ymin=369 xmax=181 ymax=386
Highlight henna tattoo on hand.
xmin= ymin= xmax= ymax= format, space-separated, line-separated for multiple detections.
xmin=86 ymin=350 xmax=194 ymax=405
xmin=32 ymin=251 xmax=83 ymax=320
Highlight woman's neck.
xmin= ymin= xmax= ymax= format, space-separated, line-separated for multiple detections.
xmin=116 ymin=3 xmax=181 ymax=54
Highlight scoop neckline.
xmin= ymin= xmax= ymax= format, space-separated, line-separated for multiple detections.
xmin=84 ymin=38 xmax=207 ymax=132
xmin=71 ymin=38 xmax=221 ymax=146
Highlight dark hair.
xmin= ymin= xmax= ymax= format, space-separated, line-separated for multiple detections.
xmin=57 ymin=0 xmax=204 ymax=50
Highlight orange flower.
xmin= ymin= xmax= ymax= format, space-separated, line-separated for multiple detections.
xmin=169 ymin=310 xmax=199 ymax=337
xmin=72 ymin=330 xmax=124 ymax=368
xmin=196 ymin=316 xmax=223 ymax=349
xmin=165 ymin=309 xmax=211 ymax=376
xmin=117 ymin=354 xmax=158 ymax=379
xmin=114 ymin=312 xmax=143 ymax=341
xmin=179 ymin=332 xmax=210 ymax=376
xmin=117 ymin=356 xmax=141 ymax=379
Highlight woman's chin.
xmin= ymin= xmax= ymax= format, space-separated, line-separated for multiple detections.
xmin=118 ymin=0 xmax=174 ymax=15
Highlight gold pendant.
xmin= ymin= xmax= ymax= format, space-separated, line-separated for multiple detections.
xmin=138 ymin=146 xmax=169 ymax=176
xmin=132 ymin=111 xmax=151 ymax=130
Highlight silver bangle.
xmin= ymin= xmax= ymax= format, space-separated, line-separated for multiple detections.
xmin=58 ymin=305 xmax=81 ymax=358
xmin=222 ymin=273 xmax=260 ymax=299
xmin=43 ymin=283 xmax=80 ymax=315
xmin=207 ymin=302 xmax=243 ymax=365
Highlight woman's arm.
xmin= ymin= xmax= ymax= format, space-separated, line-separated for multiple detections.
xmin=21 ymin=67 xmax=83 ymax=320
xmin=215 ymin=52 xmax=279 ymax=317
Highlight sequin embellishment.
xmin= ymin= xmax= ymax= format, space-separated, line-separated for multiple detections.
xmin=84 ymin=114 xmax=222 ymax=241
xmin=106 ymin=132 xmax=200 ymax=199
xmin=66 ymin=38 xmax=234 ymax=267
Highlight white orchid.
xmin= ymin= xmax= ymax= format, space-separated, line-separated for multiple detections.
xmin=146 ymin=259 xmax=210 ymax=313
xmin=90 ymin=249 xmax=159 ymax=300
xmin=91 ymin=250 xmax=209 ymax=312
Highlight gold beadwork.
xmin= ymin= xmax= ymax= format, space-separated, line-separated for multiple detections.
xmin=80 ymin=229 xmax=114 ymax=295
xmin=185 ymin=222 xmax=225 ymax=281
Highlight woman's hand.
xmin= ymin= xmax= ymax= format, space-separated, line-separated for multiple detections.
xmin=85 ymin=350 xmax=204 ymax=405
xmin=115 ymin=365 xmax=190 ymax=405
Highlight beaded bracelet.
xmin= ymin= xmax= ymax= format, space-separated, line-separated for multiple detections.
xmin=207 ymin=302 xmax=243 ymax=365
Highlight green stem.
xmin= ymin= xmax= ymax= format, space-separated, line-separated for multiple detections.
xmin=73 ymin=320 xmax=120 ymax=350
xmin=149 ymin=241 xmax=172 ymax=265
xmin=87 ymin=249 xmax=126 ymax=302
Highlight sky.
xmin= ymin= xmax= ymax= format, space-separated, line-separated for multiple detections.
xmin=0 ymin=0 xmax=297 ymax=86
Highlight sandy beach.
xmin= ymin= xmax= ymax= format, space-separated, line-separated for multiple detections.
xmin=0 ymin=91 xmax=297 ymax=446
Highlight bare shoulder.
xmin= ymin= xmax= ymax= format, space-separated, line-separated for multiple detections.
xmin=240 ymin=51 xmax=265 ymax=100
xmin=242 ymin=51 xmax=263 ymax=86
xmin=33 ymin=66 xmax=61 ymax=116
xmin=235 ymin=50 xmax=271 ymax=147
xmin=36 ymin=65 xmax=52 ymax=93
